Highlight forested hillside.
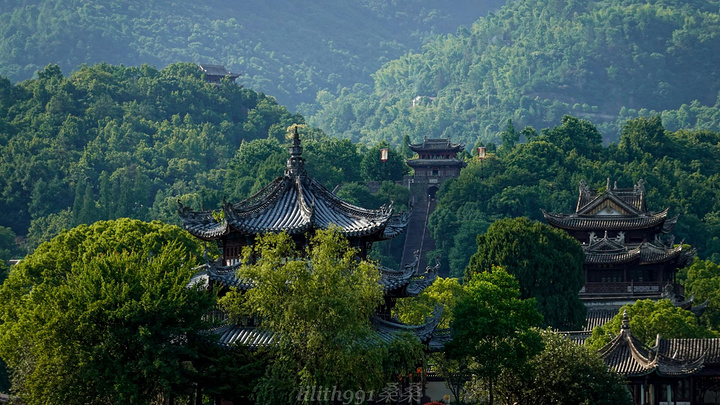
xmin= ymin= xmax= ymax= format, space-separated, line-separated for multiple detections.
xmin=429 ymin=116 xmax=720 ymax=278
xmin=0 ymin=62 xmax=413 ymax=260
xmin=306 ymin=0 xmax=720 ymax=145
xmin=0 ymin=0 xmax=503 ymax=108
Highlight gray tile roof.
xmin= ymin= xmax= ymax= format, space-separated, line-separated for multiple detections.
xmin=598 ymin=312 xmax=707 ymax=377
xmin=408 ymin=137 xmax=464 ymax=152
xmin=542 ymin=209 xmax=669 ymax=231
xmin=179 ymin=129 xmax=409 ymax=241
xmin=576 ymin=179 xmax=647 ymax=214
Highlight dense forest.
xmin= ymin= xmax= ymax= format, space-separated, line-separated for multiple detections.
xmin=0 ymin=63 xmax=412 ymax=261
xmin=305 ymin=0 xmax=720 ymax=145
xmin=0 ymin=0 xmax=503 ymax=108
xmin=428 ymin=116 xmax=720 ymax=278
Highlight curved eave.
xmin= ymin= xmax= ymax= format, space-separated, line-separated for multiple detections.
xmin=221 ymin=176 xmax=394 ymax=238
xmin=584 ymin=248 xmax=641 ymax=265
xmin=639 ymin=244 xmax=684 ymax=265
xmin=543 ymin=209 xmax=669 ymax=231
xmin=188 ymin=263 xmax=255 ymax=291
xmin=405 ymin=159 xmax=466 ymax=168
xmin=372 ymin=307 xmax=443 ymax=343
xmin=178 ymin=203 xmax=229 ymax=241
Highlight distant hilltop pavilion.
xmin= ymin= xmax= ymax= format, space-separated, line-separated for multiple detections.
xmin=198 ymin=64 xmax=240 ymax=83
xmin=543 ymin=178 xmax=695 ymax=300
xmin=178 ymin=128 xmax=446 ymax=353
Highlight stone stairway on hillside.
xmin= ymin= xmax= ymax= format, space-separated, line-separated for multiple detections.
xmin=400 ymin=196 xmax=438 ymax=275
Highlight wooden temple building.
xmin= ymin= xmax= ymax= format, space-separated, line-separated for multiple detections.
xmin=599 ymin=311 xmax=720 ymax=404
xmin=542 ymin=179 xmax=695 ymax=299
xmin=178 ymin=128 xmax=444 ymax=349
xmin=197 ymin=64 xmax=240 ymax=83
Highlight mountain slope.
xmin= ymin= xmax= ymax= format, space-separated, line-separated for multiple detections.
xmin=306 ymin=0 xmax=720 ymax=145
xmin=0 ymin=0 xmax=503 ymax=108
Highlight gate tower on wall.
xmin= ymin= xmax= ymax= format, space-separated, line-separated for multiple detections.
xmin=401 ymin=137 xmax=466 ymax=276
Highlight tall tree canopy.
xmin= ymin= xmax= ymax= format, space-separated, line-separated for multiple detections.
xmin=219 ymin=228 xmax=423 ymax=404
xmin=0 ymin=219 xmax=214 ymax=404
xmin=493 ymin=330 xmax=633 ymax=405
xmin=680 ymin=259 xmax=720 ymax=331
xmin=445 ymin=268 xmax=543 ymax=405
xmin=465 ymin=217 xmax=586 ymax=330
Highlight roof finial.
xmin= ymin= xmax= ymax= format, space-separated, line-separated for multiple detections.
xmin=621 ymin=309 xmax=630 ymax=330
xmin=606 ymin=178 xmax=611 ymax=192
xmin=286 ymin=126 xmax=306 ymax=177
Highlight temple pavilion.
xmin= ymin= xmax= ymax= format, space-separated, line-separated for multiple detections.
xmin=178 ymin=128 xmax=443 ymax=348
xmin=599 ymin=311 xmax=720 ymax=404
xmin=542 ymin=179 xmax=695 ymax=299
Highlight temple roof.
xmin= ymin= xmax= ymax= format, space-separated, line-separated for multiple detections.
xmin=188 ymin=251 xmax=435 ymax=298
xmin=542 ymin=209 xmax=672 ymax=232
xmin=405 ymin=158 xmax=467 ymax=168
xmin=577 ymin=179 xmax=647 ymax=214
xmin=408 ymin=137 xmax=464 ymax=153
xmin=205 ymin=307 xmax=444 ymax=349
xmin=598 ymin=311 xmax=707 ymax=377
xmin=198 ymin=64 xmax=240 ymax=80
xmin=179 ymin=128 xmax=409 ymax=241
xmin=372 ymin=306 xmax=443 ymax=343
xmin=583 ymin=236 xmax=695 ymax=266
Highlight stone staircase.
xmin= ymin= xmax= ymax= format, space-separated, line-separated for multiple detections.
xmin=400 ymin=195 xmax=438 ymax=274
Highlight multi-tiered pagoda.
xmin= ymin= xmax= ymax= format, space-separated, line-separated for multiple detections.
xmin=178 ymin=128 xmax=441 ymax=348
xmin=542 ymin=179 xmax=695 ymax=298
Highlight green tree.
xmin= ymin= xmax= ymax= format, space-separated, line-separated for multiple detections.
xmin=394 ymin=277 xmax=463 ymax=328
xmin=219 ymin=228 xmax=422 ymax=403
xmin=445 ymin=267 xmax=543 ymax=405
xmin=587 ymin=299 xmax=717 ymax=350
xmin=0 ymin=219 xmax=213 ymax=404
xmin=0 ymin=227 xmax=19 ymax=261
xmin=681 ymin=259 xmax=720 ymax=330
xmin=360 ymin=142 xmax=409 ymax=182
xmin=495 ymin=329 xmax=632 ymax=405
xmin=465 ymin=217 xmax=586 ymax=330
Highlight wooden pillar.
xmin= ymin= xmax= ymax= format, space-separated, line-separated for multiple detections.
xmin=641 ymin=382 xmax=645 ymax=405
xmin=666 ymin=383 xmax=671 ymax=405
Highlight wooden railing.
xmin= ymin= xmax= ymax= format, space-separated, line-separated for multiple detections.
xmin=580 ymin=282 xmax=663 ymax=295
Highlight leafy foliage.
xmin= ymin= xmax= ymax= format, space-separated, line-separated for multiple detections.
xmin=586 ymin=299 xmax=718 ymax=351
xmin=494 ymin=330 xmax=633 ymax=405
xmin=308 ymin=0 xmax=720 ymax=145
xmin=219 ymin=229 xmax=423 ymax=402
xmin=0 ymin=219 xmax=214 ymax=404
xmin=680 ymin=259 xmax=720 ymax=330
xmin=394 ymin=277 xmax=463 ymax=328
xmin=445 ymin=268 xmax=543 ymax=405
xmin=466 ymin=217 xmax=586 ymax=330
xmin=0 ymin=62 xmax=303 ymax=248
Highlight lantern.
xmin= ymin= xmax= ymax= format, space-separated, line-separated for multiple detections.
xmin=477 ymin=146 xmax=486 ymax=159
xmin=380 ymin=148 xmax=389 ymax=162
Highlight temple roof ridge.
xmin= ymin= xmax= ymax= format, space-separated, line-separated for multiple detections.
xmin=408 ymin=136 xmax=464 ymax=152
xmin=598 ymin=311 xmax=707 ymax=377
xmin=179 ymin=130 xmax=411 ymax=241
xmin=576 ymin=178 xmax=647 ymax=214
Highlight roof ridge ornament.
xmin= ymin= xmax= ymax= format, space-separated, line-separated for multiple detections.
xmin=621 ymin=309 xmax=630 ymax=330
xmin=286 ymin=126 xmax=306 ymax=177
